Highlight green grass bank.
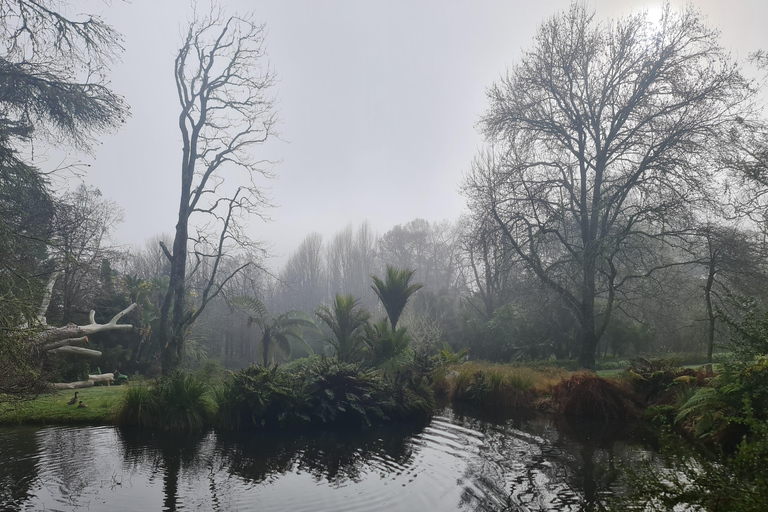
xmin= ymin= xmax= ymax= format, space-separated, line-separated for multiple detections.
xmin=0 ymin=385 xmax=130 ymax=425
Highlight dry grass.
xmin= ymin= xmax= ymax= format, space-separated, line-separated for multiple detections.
xmin=551 ymin=372 xmax=643 ymax=420
xmin=433 ymin=362 xmax=570 ymax=410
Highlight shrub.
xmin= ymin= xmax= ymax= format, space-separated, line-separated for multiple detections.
xmin=303 ymin=359 xmax=388 ymax=428
xmin=218 ymin=357 xmax=436 ymax=431
xmin=551 ymin=372 xmax=643 ymax=420
xmin=115 ymin=372 xmax=214 ymax=432
xmin=434 ymin=362 xmax=562 ymax=411
xmin=217 ymin=364 xmax=308 ymax=430
xmin=114 ymin=384 xmax=154 ymax=427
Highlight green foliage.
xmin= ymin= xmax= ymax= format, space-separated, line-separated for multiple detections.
xmin=316 ymin=294 xmax=370 ymax=363
xmin=115 ymin=385 xmax=153 ymax=428
xmin=234 ymin=295 xmax=317 ymax=366
xmin=610 ymin=426 xmax=768 ymax=512
xmin=218 ymin=357 xmax=435 ymax=431
xmin=363 ymin=318 xmax=411 ymax=365
xmin=462 ymin=366 xmax=535 ymax=409
xmin=303 ymin=359 xmax=387 ymax=428
xmin=436 ymin=342 xmax=469 ymax=364
xmin=217 ymin=364 xmax=308 ymax=430
xmin=720 ymin=298 xmax=768 ymax=361
xmin=370 ymin=265 xmax=423 ymax=331
xmin=52 ymin=358 xmax=90 ymax=383
xmin=115 ymin=372 xmax=214 ymax=432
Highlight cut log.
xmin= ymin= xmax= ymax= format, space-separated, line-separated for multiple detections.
xmin=89 ymin=373 xmax=115 ymax=385
xmin=54 ymin=380 xmax=95 ymax=390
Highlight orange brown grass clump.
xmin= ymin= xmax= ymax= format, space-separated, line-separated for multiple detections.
xmin=552 ymin=372 xmax=644 ymax=420
xmin=434 ymin=362 xmax=569 ymax=410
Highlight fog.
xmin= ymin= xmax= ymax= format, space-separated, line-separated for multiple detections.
xmin=40 ymin=0 xmax=767 ymax=267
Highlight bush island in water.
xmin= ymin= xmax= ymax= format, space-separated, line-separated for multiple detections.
xmin=218 ymin=357 xmax=434 ymax=431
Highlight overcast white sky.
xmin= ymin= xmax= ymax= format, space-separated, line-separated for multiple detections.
xmin=47 ymin=0 xmax=767 ymax=267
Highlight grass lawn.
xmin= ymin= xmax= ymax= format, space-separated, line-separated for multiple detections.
xmin=0 ymin=385 xmax=131 ymax=425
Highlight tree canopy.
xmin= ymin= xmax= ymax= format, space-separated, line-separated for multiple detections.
xmin=463 ymin=4 xmax=761 ymax=369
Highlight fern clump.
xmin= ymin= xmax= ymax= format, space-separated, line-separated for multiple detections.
xmin=218 ymin=357 xmax=435 ymax=431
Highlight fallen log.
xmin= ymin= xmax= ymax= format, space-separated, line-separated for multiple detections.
xmin=48 ymin=346 xmax=103 ymax=357
xmin=89 ymin=373 xmax=115 ymax=385
xmin=54 ymin=380 xmax=95 ymax=390
xmin=34 ymin=303 xmax=137 ymax=347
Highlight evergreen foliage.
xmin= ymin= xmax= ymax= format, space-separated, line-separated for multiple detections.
xmin=370 ymin=266 xmax=423 ymax=331
xmin=316 ymin=294 xmax=370 ymax=362
xmin=218 ymin=357 xmax=435 ymax=431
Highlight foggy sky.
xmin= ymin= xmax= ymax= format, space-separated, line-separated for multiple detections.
xmin=44 ymin=0 xmax=767 ymax=266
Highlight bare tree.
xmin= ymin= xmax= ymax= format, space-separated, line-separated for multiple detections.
xmin=51 ymin=184 xmax=124 ymax=324
xmin=693 ymin=224 xmax=768 ymax=363
xmin=278 ymin=232 xmax=326 ymax=312
xmin=158 ymin=5 xmax=277 ymax=374
xmin=464 ymin=4 xmax=761 ymax=369
xmin=326 ymin=222 xmax=379 ymax=309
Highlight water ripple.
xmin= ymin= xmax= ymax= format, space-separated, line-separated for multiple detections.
xmin=0 ymin=411 xmax=652 ymax=511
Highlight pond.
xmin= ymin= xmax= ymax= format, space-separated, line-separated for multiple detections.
xmin=0 ymin=408 xmax=658 ymax=511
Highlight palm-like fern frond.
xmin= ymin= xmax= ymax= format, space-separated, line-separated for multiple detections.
xmin=234 ymin=296 xmax=317 ymax=366
xmin=316 ymin=294 xmax=370 ymax=362
xmin=370 ymin=265 xmax=423 ymax=331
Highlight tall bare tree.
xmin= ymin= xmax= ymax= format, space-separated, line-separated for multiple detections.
xmin=464 ymin=4 xmax=761 ymax=369
xmin=278 ymin=232 xmax=326 ymax=312
xmin=158 ymin=5 xmax=277 ymax=374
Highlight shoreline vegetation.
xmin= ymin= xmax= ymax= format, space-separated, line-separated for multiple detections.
xmin=3 ymin=353 xmax=766 ymax=510
xmin=0 ymin=355 xmax=717 ymax=429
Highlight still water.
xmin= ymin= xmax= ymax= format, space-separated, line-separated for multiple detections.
xmin=0 ymin=408 xmax=655 ymax=511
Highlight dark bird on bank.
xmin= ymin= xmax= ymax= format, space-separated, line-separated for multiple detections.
xmin=77 ymin=401 xmax=88 ymax=408
xmin=67 ymin=392 xmax=79 ymax=405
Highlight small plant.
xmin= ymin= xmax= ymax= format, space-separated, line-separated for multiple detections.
xmin=363 ymin=318 xmax=411 ymax=365
xmin=316 ymin=294 xmax=370 ymax=363
xmin=436 ymin=342 xmax=469 ymax=364
xmin=114 ymin=385 xmax=154 ymax=427
xmin=305 ymin=358 xmax=387 ymax=428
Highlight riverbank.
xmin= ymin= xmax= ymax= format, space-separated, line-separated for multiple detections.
xmin=0 ymin=386 xmax=129 ymax=425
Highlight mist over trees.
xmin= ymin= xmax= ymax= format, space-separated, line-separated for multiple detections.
xmin=158 ymin=5 xmax=278 ymax=375
xmin=462 ymin=4 xmax=766 ymax=368
xmin=3 ymin=1 xmax=768 ymax=387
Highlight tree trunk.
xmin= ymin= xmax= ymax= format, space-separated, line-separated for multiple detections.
xmin=704 ymin=260 xmax=717 ymax=364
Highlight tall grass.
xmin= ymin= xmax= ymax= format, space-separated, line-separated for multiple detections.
xmin=115 ymin=372 xmax=215 ymax=432
xmin=551 ymin=372 xmax=643 ymax=420
xmin=434 ymin=362 xmax=567 ymax=410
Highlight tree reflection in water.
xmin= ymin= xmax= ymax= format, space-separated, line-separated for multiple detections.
xmin=2 ymin=411 xmax=660 ymax=511
xmin=449 ymin=408 xmax=652 ymax=511
xmin=0 ymin=427 xmax=40 ymax=510
xmin=216 ymin=424 xmax=419 ymax=485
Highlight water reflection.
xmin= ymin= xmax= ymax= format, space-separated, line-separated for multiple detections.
xmin=0 ymin=426 xmax=40 ymax=510
xmin=0 ymin=410 xmax=658 ymax=511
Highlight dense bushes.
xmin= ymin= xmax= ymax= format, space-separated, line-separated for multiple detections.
xmin=218 ymin=357 xmax=434 ymax=431
xmin=611 ymin=305 xmax=768 ymax=511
